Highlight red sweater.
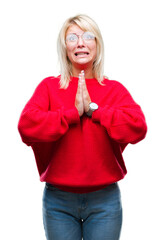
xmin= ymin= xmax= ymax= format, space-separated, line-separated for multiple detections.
xmin=18 ymin=76 xmax=147 ymax=193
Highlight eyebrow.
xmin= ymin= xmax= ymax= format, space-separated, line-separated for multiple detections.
xmin=67 ymin=32 xmax=81 ymax=35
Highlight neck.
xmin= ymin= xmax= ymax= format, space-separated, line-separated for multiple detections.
xmin=72 ymin=65 xmax=94 ymax=79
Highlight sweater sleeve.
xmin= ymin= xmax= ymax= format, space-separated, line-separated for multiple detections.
xmin=92 ymin=82 xmax=147 ymax=144
xmin=18 ymin=80 xmax=80 ymax=145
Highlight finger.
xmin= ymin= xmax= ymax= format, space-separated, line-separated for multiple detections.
xmin=78 ymin=72 xmax=86 ymax=91
xmin=78 ymin=73 xmax=82 ymax=82
xmin=81 ymin=70 xmax=85 ymax=79
xmin=77 ymin=74 xmax=83 ymax=95
xmin=78 ymin=70 xmax=84 ymax=82
xmin=79 ymin=71 xmax=90 ymax=100
xmin=81 ymin=75 xmax=88 ymax=93
xmin=82 ymin=80 xmax=86 ymax=93
xmin=78 ymin=74 xmax=83 ymax=88
xmin=81 ymin=70 xmax=85 ymax=83
xmin=78 ymin=74 xmax=85 ymax=92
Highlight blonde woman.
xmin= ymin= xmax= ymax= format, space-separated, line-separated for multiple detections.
xmin=18 ymin=14 xmax=147 ymax=240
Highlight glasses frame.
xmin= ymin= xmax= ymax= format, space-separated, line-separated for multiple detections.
xmin=65 ymin=31 xmax=96 ymax=44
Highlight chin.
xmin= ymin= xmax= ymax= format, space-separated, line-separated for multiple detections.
xmin=74 ymin=57 xmax=93 ymax=65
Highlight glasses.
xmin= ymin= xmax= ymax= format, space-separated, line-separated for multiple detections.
xmin=66 ymin=32 xmax=95 ymax=44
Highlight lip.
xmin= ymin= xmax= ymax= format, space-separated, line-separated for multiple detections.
xmin=74 ymin=51 xmax=89 ymax=56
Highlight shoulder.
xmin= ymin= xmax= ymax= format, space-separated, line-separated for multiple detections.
xmin=41 ymin=75 xmax=61 ymax=86
xmin=103 ymin=78 xmax=127 ymax=91
xmin=32 ymin=76 xmax=61 ymax=95
xmin=102 ymin=78 xmax=133 ymax=99
xmin=35 ymin=76 xmax=61 ymax=92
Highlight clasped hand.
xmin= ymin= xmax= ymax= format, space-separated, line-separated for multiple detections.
xmin=75 ymin=70 xmax=91 ymax=117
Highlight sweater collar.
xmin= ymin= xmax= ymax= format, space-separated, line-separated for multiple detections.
xmin=70 ymin=76 xmax=97 ymax=83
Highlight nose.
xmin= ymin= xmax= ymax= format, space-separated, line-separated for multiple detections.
xmin=77 ymin=36 xmax=85 ymax=47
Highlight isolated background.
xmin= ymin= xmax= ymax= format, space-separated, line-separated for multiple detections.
xmin=0 ymin=0 xmax=165 ymax=239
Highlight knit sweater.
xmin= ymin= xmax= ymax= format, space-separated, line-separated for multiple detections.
xmin=18 ymin=76 xmax=147 ymax=193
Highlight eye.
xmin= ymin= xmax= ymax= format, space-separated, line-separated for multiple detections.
xmin=83 ymin=32 xmax=95 ymax=40
xmin=66 ymin=34 xmax=78 ymax=42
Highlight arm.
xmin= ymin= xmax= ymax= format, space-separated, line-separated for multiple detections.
xmin=92 ymin=83 xmax=147 ymax=144
xmin=18 ymin=79 xmax=80 ymax=145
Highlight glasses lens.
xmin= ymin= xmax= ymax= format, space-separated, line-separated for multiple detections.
xmin=66 ymin=34 xmax=78 ymax=42
xmin=83 ymin=32 xmax=95 ymax=41
xmin=66 ymin=32 xmax=95 ymax=43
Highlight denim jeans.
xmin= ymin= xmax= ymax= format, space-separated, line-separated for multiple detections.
xmin=42 ymin=182 xmax=122 ymax=240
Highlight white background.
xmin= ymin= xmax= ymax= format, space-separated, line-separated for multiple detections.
xmin=0 ymin=0 xmax=165 ymax=239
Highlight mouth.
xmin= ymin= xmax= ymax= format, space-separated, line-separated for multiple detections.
xmin=75 ymin=52 xmax=89 ymax=56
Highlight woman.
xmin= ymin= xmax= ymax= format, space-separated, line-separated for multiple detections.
xmin=18 ymin=14 xmax=147 ymax=240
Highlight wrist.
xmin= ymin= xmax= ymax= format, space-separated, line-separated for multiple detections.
xmin=86 ymin=102 xmax=99 ymax=117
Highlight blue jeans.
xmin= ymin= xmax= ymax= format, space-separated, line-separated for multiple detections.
xmin=42 ymin=183 xmax=122 ymax=240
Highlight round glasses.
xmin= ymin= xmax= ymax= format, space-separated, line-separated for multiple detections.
xmin=66 ymin=32 xmax=95 ymax=44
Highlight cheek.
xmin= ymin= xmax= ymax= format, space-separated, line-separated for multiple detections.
xmin=66 ymin=46 xmax=76 ymax=64
xmin=66 ymin=45 xmax=74 ymax=57
xmin=90 ymin=42 xmax=97 ymax=56
xmin=90 ymin=42 xmax=97 ymax=52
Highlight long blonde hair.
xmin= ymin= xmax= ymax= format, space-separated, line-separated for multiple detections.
xmin=57 ymin=14 xmax=105 ymax=89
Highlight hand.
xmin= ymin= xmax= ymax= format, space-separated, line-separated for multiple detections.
xmin=75 ymin=70 xmax=91 ymax=116
xmin=75 ymin=73 xmax=84 ymax=117
xmin=80 ymin=71 xmax=91 ymax=113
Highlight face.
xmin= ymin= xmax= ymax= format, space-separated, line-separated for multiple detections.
xmin=65 ymin=24 xmax=97 ymax=72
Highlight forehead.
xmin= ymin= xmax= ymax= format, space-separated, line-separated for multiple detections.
xmin=66 ymin=24 xmax=85 ymax=35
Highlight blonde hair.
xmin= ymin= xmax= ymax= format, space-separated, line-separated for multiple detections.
xmin=57 ymin=14 xmax=105 ymax=89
